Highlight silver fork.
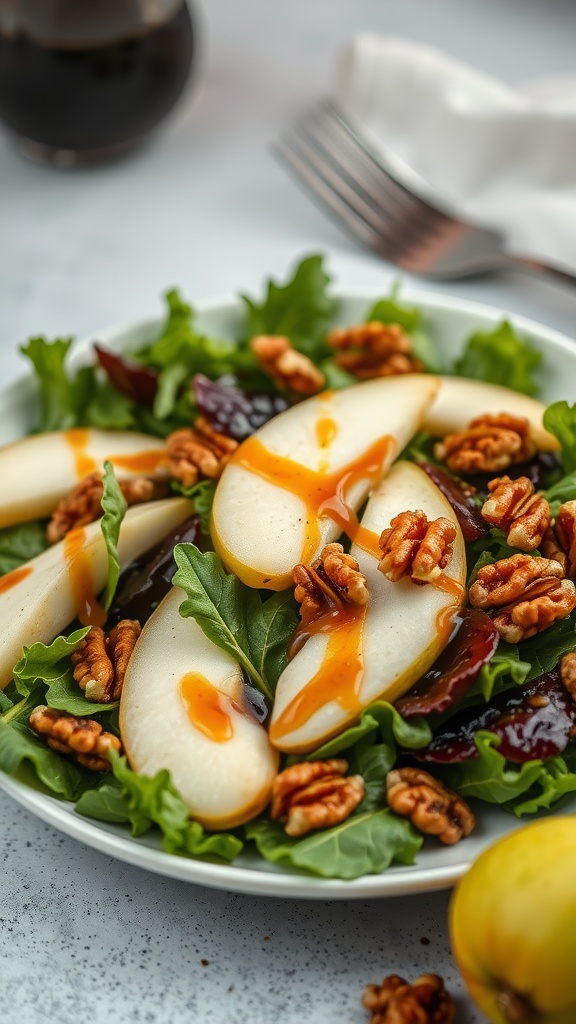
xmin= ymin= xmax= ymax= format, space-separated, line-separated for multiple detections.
xmin=275 ymin=99 xmax=576 ymax=287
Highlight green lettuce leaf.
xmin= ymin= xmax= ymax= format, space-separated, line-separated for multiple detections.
xmin=545 ymin=468 xmax=576 ymax=517
xmin=519 ymin=611 xmax=576 ymax=682
xmin=12 ymin=628 xmax=90 ymax=697
xmin=298 ymin=700 xmax=432 ymax=761
xmin=20 ymin=336 xmax=77 ymax=430
xmin=76 ymin=752 xmax=243 ymax=861
xmin=245 ymin=810 xmax=421 ymax=880
xmin=508 ymin=756 xmax=576 ymax=816
xmin=0 ymin=717 xmax=87 ymax=800
xmin=453 ymin=321 xmax=542 ymax=395
xmin=100 ymin=461 xmax=128 ymax=611
xmin=242 ymin=254 xmax=336 ymax=360
xmin=543 ymin=401 xmax=576 ymax=474
xmin=0 ymin=520 xmax=50 ymax=576
xmin=441 ymin=732 xmax=546 ymax=805
xmin=172 ymin=544 xmax=298 ymax=701
xmin=170 ymin=478 xmax=216 ymax=536
xmin=468 ymin=642 xmax=530 ymax=702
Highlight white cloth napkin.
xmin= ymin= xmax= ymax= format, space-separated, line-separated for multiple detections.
xmin=334 ymin=35 xmax=576 ymax=270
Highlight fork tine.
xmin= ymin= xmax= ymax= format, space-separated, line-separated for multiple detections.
xmin=276 ymin=119 xmax=446 ymax=264
xmin=274 ymin=132 xmax=390 ymax=257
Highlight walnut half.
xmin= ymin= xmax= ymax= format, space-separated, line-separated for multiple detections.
xmin=386 ymin=767 xmax=475 ymax=845
xmin=71 ymin=619 xmax=141 ymax=703
xmin=251 ymin=334 xmax=325 ymax=395
xmin=29 ymin=705 xmax=121 ymax=772
xmin=271 ymin=759 xmax=364 ymax=837
xmin=293 ymin=542 xmax=368 ymax=624
xmin=362 ymin=973 xmax=456 ymax=1024
xmin=378 ymin=511 xmax=456 ymax=585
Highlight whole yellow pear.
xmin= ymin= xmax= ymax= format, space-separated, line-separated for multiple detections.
xmin=449 ymin=817 xmax=576 ymax=1024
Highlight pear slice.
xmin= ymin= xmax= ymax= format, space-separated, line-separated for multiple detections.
xmin=120 ymin=588 xmax=279 ymax=830
xmin=0 ymin=497 xmax=193 ymax=689
xmin=0 ymin=428 xmax=167 ymax=529
xmin=423 ymin=377 xmax=559 ymax=451
xmin=211 ymin=374 xmax=440 ymax=590
xmin=269 ymin=461 xmax=467 ymax=753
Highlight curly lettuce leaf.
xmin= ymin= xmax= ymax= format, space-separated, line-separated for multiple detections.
xmin=468 ymin=642 xmax=530 ymax=703
xmin=100 ymin=461 xmax=128 ymax=612
xmin=242 ymin=254 xmax=336 ymax=360
xmin=0 ymin=520 xmax=50 ymax=576
xmin=543 ymin=401 xmax=576 ymax=474
xmin=508 ymin=756 xmax=576 ymax=816
xmin=172 ymin=544 xmax=298 ymax=701
xmin=298 ymin=700 xmax=432 ymax=762
xmin=0 ymin=697 xmax=88 ymax=800
xmin=440 ymin=732 xmax=545 ymax=805
xmin=453 ymin=320 xmax=542 ymax=395
xmin=76 ymin=752 xmax=243 ymax=861
xmin=12 ymin=628 xmax=90 ymax=698
xmin=245 ymin=810 xmax=421 ymax=880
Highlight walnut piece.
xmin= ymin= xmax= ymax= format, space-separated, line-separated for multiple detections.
xmin=47 ymin=472 xmax=166 ymax=543
xmin=29 ymin=705 xmax=121 ymax=772
xmin=481 ymin=475 xmax=551 ymax=552
xmin=468 ymin=553 xmax=576 ymax=643
xmin=165 ymin=417 xmax=238 ymax=488
xmin=250 ymin=334 xmax=325 ymax=395
xmin=327 ymin=321 xmax=423 ymax=379
xmin=362 ymin=973 xmax=456 ymax=1024
xmin=386 ymin=767 xmax=475 ymax=845
xmin=434 ymin=413 xmax=536 ymax=475
xmin=378 ymin=511 xmax=456 ymax=584
xmin=560 ymin=651 xmax=576 ymax=703
xmin=293 ymin=542 xmax=368 ymax=624
xmin=72 ymin=619 xmax=141 ymax=702
xmin=270 ymin=759 xmax=364 ymax=837
xmin=551 ymin=500 xmax=576 ymax=580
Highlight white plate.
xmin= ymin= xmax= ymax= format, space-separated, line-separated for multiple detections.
xmin=1 ymin=287 xmax=576 ymax=899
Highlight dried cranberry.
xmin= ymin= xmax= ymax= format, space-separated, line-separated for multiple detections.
xmin=416 ymin=461 xmax=487 ymax=542
xmin=194 ymin=374 xmax=288 ymax=441
xmin=94 ymin=344 xmax=159 ymax=407
xmin=108 ymin=515 xmax=202 ymax=625
xmin=417 ymin=671 xmax=576 ymax=764
xmin=396 ymin=609 xmax=499 ymax=718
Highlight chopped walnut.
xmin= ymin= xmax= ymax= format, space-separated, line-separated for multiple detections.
xmin=327 ymin=321 xmax=423 ymax=379
xmin=165 ymin=417 xmax=238 ymax=488
xmin=293 ymin=542 xmax=368 ymax=624
xmin=29 ymin=705 xmax=121 ymax=772
xmin=468 ymin=553 xmax=576 ymax=643
xmin=47 ymin=472 xmax=167 ymax=543
xmin=386 ymin=767 xmax=475 ymax=845
xmin=481 ymin=475 xmax=551 ymax=552
xmin=378 ymin=511 xmax=456 ymax=585
xmin=434 ymin=413 xmax=536 ymax=475
xmin=251 ymin=334 xmax=325 ymax=395
xmin=72 ymin=619 xmax=141 ymax=702
xmin=362 ymin=973 xmax=456 ymax=1024
xmin=552 ymin=500 xmax=576 ymax=580
xmin=270 ymin=759 xmax=364 ymax=837
xmin=560 ymin=652 xmax=576 ymax=703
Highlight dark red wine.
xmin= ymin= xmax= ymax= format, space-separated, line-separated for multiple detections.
xmin=0 ymin=3 xmax=194 ymax=158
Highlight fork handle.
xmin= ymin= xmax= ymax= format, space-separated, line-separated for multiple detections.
xmin=503 ymin=254 xmax=576 ymax=288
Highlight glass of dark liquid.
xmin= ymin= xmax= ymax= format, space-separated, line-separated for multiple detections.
xmin=0 ymin=0 xmax=195 ymax=165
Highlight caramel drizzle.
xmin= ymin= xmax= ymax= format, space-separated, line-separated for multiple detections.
xmin=234 ymin=433 xmax=394 ymax=564
xmin=64 ymin=527 xmax=107 ymax=627
xmin=180 ymin=672 xmax=235 ymax=743
xmin=64 ymin=428 xmax=164 ymax=479
xmin=65 ymin=428 xmax=98 ymax=480
xmin=0 ymin=565 xmax=33 ymax=595
xmin=270 ymin=604 xmax=366 ymax=742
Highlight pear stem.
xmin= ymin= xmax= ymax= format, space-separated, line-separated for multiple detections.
xmin=496 ymin=987 xmax=539 ymax=1023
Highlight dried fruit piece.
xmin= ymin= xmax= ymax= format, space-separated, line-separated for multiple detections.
xmin=416 ymin=460 xmax=488 ymax=542
xmin=193 ymin=374 xmax=288 ymax=441
xmin=395 ymin=609 xmax=499 ymax=718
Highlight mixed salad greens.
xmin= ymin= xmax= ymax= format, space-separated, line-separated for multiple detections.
xmin=2 ymin=253 xmax=576 ymax=881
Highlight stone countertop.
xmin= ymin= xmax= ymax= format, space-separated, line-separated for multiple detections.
xmin=1 ymin=1 xmax=576 ymax=1021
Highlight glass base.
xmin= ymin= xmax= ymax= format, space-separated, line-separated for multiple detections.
xmin=14 ymin=133 xmax=144 ymax=168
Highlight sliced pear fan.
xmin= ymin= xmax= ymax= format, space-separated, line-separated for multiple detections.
xmin=424 ymin=377 xmax=559 ymax=451
xmin=269 ymin=461 xmax=467 ymax=754
xmin=0 ymin=428 xmax=167 ymax=529
xmin=0 ymin=497 xmax=193 ymax=689
xmin=120 ymin=588 xmax=278 ymax=830
xmin=211 ymin=374 xmax=440 ymax=591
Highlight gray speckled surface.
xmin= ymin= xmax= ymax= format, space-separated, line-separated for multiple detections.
xmin=1 ymin=796 xmax=483 ymax=1024
xmin=2 ymin=0 xmax=576 ymax=1020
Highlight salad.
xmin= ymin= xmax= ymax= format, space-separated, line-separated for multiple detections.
xmin=2 ymin=253 xmax=576 ymax=883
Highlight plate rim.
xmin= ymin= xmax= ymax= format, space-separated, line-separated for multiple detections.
xmin=1 ymin=282 xmax=575 ymax=899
